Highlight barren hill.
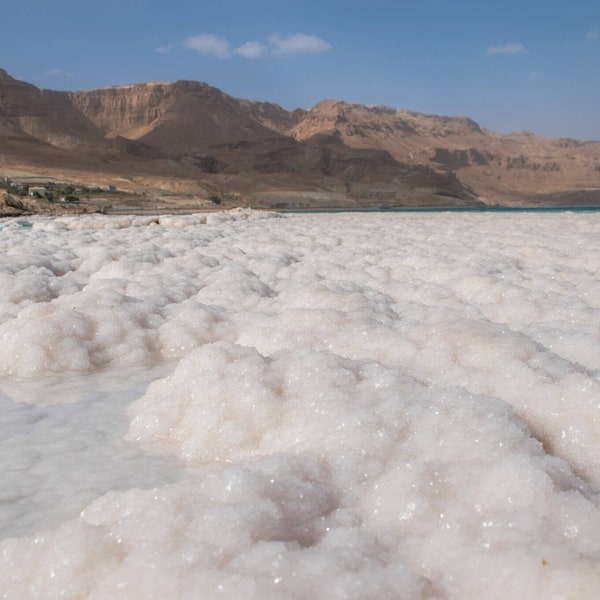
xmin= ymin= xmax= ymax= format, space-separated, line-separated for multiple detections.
xmin=1 ymin=68 xmax=599 ymax=210
xmin=279 ymin=100 xmax=600 ymax=204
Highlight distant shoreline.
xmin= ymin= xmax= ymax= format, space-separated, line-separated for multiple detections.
xmin=279 ymin=205 xmax=600 ymax=214
xmin=3 ymin=205 xmax=600 ymax=220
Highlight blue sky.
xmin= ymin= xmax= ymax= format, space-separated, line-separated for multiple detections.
xmin=2 ymin=0 xmax=600 ymax=140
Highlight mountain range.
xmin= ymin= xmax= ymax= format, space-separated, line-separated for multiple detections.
xmin=1 ymin=67 xmax=599 ymax=210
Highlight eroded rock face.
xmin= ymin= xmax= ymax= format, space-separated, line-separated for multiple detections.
xmin=0 ymin=70 xmax=101 ymax=148
xmin=1 ymin=68 xmax=599 ymax=206
xmin=0 ymin=69 xmax=49 ymax=118
xmin=431 ymin=148 xmax=492 ymax=168
xmin=283 ymin=100 xmax=600 ymax=204
xmin=70 ymin=82 xmax=177 ymax=139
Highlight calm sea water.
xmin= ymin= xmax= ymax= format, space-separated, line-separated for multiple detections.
xmin=285 ymin=206 xmax=600 ymax=214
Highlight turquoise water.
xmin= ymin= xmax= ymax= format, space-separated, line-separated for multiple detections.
xmin=0 ymin=220 xmax=33 ymax=231
xmin=284 ymin=206 xmax=600 ymax=214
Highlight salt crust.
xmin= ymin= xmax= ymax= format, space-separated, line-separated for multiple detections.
xmin=1 ymin=210 xmax=600 ymax=598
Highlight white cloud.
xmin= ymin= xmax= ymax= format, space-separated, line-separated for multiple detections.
xmin=486 ymin=42 xmax=527 ymax=56
xmin=586 ymin=30 xmax=598 ymax=41
xmin=180 ymin=32 xmax=331 ymax=60
xmin=182 ymin=34 xmax=230 ymax=59
xmin=44 ymin=68 xmax=72 ymax=78
xmin=234 ymin=41 xmax=266 ymax=59
xmin=155 ymin=45 xmax=172 ymax=55
xmin=268 ymin=33 xmax=331 ymax=56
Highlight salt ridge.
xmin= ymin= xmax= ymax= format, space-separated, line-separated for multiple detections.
xmin=0 ymin=209 xmax=599 ymax=598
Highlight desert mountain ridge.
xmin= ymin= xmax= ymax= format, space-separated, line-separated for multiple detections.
xmin=1 ymin=67 xmax=599 ymax=213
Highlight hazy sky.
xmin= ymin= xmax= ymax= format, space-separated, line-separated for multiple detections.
xmin=3 ymin=0 xmax=599 ymax=140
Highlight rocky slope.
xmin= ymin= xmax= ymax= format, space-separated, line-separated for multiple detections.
xmin=278 ymin=100 xmax=600 ymax=204
xmin=1 ymin=68 xmax=599 ymax=209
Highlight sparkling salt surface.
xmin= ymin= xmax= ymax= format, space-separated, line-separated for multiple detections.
xmin=1 ymin=209 xmax=600 ymax=599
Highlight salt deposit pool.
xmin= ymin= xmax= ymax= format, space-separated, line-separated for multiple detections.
xmin=0 ymin=370 xmax=185 ymax=539
xmin=1 ymin=209 xmax=600 ymax=598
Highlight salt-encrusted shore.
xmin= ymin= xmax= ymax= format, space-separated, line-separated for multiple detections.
xmin=1 ymin=210 xmax=600 ymax=599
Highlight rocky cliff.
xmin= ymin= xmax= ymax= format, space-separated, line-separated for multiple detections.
xmin=277 ymin=100 xmax=600 ymax=204
xmin=1 ymin=68 xmax=599 ymax=209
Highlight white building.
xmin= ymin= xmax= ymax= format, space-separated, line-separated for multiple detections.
xmin=28 ymin=186 xmax=47 ymax=197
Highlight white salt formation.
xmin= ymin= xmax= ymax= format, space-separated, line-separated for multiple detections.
xmin=1 ymin=209 xmax=600 ymax=598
